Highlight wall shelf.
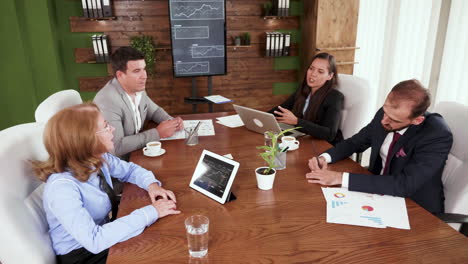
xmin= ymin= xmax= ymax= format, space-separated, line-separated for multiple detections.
xmin=263 ymin=16 xmax=297 ymax=20
xmin=86 ymin=16 xmax=117 ymax=21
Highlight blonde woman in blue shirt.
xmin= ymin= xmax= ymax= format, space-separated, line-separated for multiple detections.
xmin=32 ymin=102 xmax=181 ymax=264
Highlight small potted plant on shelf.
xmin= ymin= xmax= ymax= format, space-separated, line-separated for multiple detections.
xmin=263 ymin=1 xmax=273 ymax=17
xmin=130 ymin=35 xmax=156 ymax=77
xmin=241 ymin=32 xmax=251 ymax=46
xmin=234 ymin=36 xmax=242 ymax=46
xmin=256 ymin=127 xmax=299 ymax=190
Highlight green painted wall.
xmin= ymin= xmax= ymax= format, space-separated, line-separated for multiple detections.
xmin=0 ymin=0 xmax=63 ymax=129
xmin=0 ymin=0 xmax=104 ymax=130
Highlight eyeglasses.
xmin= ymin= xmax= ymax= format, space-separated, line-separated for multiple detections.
xmin=96 ymin=121 xmax=112 ymax=134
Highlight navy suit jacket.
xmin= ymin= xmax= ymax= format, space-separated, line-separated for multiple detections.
xmin=325 ymin=108 xmax=453 ymax=213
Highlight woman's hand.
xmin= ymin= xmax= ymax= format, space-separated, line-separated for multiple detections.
xmin=148 ymin=183 xmax=181 ymax=217
xmin=152 ymin=199 xmax=181 ymax=218
xmin=274 ymin=106 xmax=298 ymax=125
xmin=148 ymin=183 xmax=177 ymax=204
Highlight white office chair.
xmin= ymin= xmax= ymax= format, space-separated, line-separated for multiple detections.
xmin=35 ymin=89 xmax=82 ymax=123
xmin=335 ymin=74 xmax=371 ymax=139
xmin=335 ymin=74 xmax=371 ymax=162
xmin=434 ymin=101 xmax=468 ymax=235
xmin=0 ymin=123 xmax=55 ymax=264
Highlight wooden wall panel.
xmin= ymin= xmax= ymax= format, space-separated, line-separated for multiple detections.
xmin=302 ymin=0 xmax=359 ymax=75
xmin=73 ymin=0 xmax=300 ymax=115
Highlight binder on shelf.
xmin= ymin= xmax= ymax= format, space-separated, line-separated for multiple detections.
xmin=265 ymin=33 xmax=271 ymax=57
xmin=274 ymin=32 xmax=280 ymax=57
xmin=278 ymin=0 xmax=285 ymax=17
xmin=278 ymin=33 xmax=284 ymax=56
xmin=91 ymin=0 xmax=98 ymax=18
xmin=97 ymin=35 xmax=105 ymax=63
xmin=102 ymin=0 xmax=113 ymax=17
xmin=95 ymin=0 xmax=103 ymax=18
xmin=86 ymin=0 xmax=94 ymax=18
xmin=101 ymin=35 xmax=110 ymax=62
xmin=285 ymin=0 xmax=290 ymax=16
xmin=270 ymin=32 xmax=275 ymax=56
xmin=81 ymin=0 xmax=90 ymax=18
xmin=92 ymin=35 xmax=102 ymax=63
xmin=283 ymin=33 xmax=291 ymax=56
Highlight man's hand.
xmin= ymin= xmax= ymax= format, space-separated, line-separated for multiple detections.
xmin=306 ymin=157 xmax=343 ymax=186
xmin=173 ymin=117 xmax=184 ymax=131
xmin=308 ymin=156 xmax=327 ymax=171
xmin=148 ymin=183 xmax=177 ymax=204
xmin=274 ymin=106 xmax=298 ymax=125
xmin=156 ymin=119 xmax=179 ymax=138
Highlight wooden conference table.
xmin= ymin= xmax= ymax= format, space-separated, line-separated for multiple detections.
xmin=108 ymin=112 xmax=468 ymax=264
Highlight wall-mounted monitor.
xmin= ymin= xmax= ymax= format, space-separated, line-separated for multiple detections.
xmin=168 ymin=0 xmax=227 ymax=77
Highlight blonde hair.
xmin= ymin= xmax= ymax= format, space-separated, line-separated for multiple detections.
xmin=32 ymin=102 xmax=107 ymax=182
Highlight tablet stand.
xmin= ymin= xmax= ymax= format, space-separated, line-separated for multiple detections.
xmin=226 ymin=191 xmax=237 ymax=203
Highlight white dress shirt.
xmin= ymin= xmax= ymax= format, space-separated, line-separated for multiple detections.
xmin=320 ymin=127 xmax=408 ymax=188
xmin=125 ymin=91 xmax=143 ymax=134
xmin=302 ymin=93 xmax=311 ymax=115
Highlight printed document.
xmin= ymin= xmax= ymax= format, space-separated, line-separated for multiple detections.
xmin=204 ymin=95 xmax=232 ymax=104
xmin=161 ymin=120 xmax=215 ymax=140
xmin=216 ymin=115 xmax=244 ymax=128
xmin=321 ymin=187 xmax=410 ymax=230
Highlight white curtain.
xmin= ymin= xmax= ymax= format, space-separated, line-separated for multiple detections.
xmin=435 ymin=0 xmax=468 ymax=105
xmin=354 ymin=0 xmax=468 ymax=119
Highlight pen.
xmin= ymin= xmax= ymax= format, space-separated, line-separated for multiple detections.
xmin=315 ymin=156 xmax=323 ymax=169
xmin=281 ymin=146 xmax=289 ymax=152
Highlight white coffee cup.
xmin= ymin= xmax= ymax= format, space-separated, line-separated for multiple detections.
xmin=143 ymin=141 xmax=161 ymax=155
xmin=281 ymin=136 xmax=300 ymax=151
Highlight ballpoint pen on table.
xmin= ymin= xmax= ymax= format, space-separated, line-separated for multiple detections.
xmin=280 ymin=146 xmax=289 ymax=152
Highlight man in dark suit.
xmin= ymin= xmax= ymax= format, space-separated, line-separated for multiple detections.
xmin=307 ymin=79 xmax=453 ymax=213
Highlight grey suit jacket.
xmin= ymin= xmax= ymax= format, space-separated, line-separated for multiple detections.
xmin=94 ymin=78 xmax=172 ymax=158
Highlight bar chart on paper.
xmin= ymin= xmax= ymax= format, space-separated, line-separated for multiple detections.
xmin=360 ymin=216 xmax=384 ymax=225
xmin=331 ymin=200 xmax=348 ymax=208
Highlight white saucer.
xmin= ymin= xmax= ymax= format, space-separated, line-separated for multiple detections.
xmin=279 ymin=143 xmax=299 ymax=151
xmin=143 ymin=148 xmax=166 ymax=157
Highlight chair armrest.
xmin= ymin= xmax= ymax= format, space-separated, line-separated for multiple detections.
xmin=435 ymin=213 xmax=468 ymax=224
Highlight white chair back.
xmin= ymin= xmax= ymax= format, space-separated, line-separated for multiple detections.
xmin=434 ymin=101 xmax=468 ymax=231
xmin=335 ymin=74 xmax=371 ymax=139
xmin=0 ymin=123 xmax=55 ymax=264
xmin=35 ymin=89 xmax=82 ymax=124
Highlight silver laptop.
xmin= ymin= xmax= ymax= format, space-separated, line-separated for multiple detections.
xmin=233 ymin=104 xmax=305 ymax=137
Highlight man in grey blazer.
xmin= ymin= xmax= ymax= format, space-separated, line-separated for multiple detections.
xmin=94 ymin=47 xmax=183 ymax=159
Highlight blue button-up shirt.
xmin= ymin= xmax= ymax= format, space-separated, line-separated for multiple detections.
xmin=43 ymin=153 xmax=160 ymax=255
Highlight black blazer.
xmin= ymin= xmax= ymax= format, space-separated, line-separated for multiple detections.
xmin=270 ymin=89 xmax=344 ymax=145
xmin=325 ymin=108 xmax=453 ymax=213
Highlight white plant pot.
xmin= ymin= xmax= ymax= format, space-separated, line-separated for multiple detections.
xmin=255 ymin=167 xmax=277 ymax=190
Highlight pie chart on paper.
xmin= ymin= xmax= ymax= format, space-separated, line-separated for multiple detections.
xmin=361 ymin=205 xmax=374 ymax=212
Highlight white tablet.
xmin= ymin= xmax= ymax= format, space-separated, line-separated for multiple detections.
xmin=189 ymin=150 xmax=240 ymax=204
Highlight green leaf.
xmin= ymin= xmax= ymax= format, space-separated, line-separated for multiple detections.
xmin=130 ymin=35 xmax=157 ymax=77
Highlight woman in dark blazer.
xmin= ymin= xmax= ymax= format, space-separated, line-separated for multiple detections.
xmin=270 ymin=52 xmax=344 ymax=145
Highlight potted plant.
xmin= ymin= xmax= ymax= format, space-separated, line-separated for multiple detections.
xmin=130 ymin=35 xmax=156 ymax=77
xmin=242 ymin=32 xmax=251 ymax=46
xmin=255 ymin=127 xmax=299 ymax=190
xmin=263 ymin=1 xmax=273 ymax=16
xmin=234 ymin=36 xmax=242 ymax=46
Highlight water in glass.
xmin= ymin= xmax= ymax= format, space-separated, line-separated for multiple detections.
xmin=186 ymin=224 xmax=209 ymax=258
